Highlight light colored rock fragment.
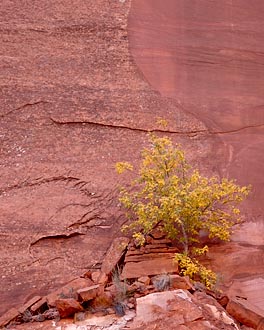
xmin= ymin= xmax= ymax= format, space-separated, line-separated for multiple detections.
xmin=134 ymin=289 xmax=202 ymax=325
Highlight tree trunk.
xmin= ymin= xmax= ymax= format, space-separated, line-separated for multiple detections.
xmin=180 ymin=221 xmax=189 ymax=255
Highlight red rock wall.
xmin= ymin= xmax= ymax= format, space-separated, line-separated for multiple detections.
xmin=129 ymin=0 xmax=264 ymax=215
xmin=1 ymin=0 xmax=263 ymax=316
xmin=0 ymin=0 xmax=213 ymax=315
xmin=129 ymin=0 xmax=264 ymax=311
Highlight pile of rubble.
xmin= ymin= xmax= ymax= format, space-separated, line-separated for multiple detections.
xmin=1 ymin=232 xmax=264 ymax=330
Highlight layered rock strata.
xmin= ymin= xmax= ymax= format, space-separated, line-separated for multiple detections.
xmin=0 ymin=0 xmax=214 ymax=315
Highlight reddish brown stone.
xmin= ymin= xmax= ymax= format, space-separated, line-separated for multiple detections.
xmin=1 ymin=0 xmax=264 ymax=317
xmin=121 ymin=253 xmax=178 ymax=279
xmin=82 ymin=271 xmax=92 ymax=280
xmin=134 ymin=290 xmax=202 ymax=325
xmin=257 ymin=319 xmax=264 ymax=330
xmin=90 ymin=293 xmax=113 ymax=309
xmin=98 ymin=273 xmax=109 ymax=286
xmin=55 ymin=298 xmax=84 ymax=318
xmin=30 ymin=297 xmax=47 ymax=314
xmin=3 ymin=0 xmax=198 ymax=315
xmin=77 ymin=285 xmax=99 ymax=302
xmin=137 ymin=276 xmax=150 ymax=286
xmin=226 ymin=297 xmax=264 ymax=328
xmin=0 ymin=308 xmax=20 ymax=327
xmin=129 ymin=0 xmax=264 ymax=312
xmin=101 ymin=237 xmax=129 ymax=276
xmin=150 ymin=228 xmax=166 ymax=240
xmin=125 ymin=250 xmax=145 ymax=258
xmin=226 ymin=277 xmax=264 ymax=317
xmin=217 ymin=295 xmax=229 ymax=308
xmin=124 ymin=252 xmax=177 ymax=263
xmin=91 ymin=271 xmax=101 ymax=283
xmin=169 ymin=275 xmax=194 ymax=291
xmin=129 ymin=289 xmax=238 ymax=330
xmin=185 ymin=320 xmax=218 ymax=330
xmin=105 ymin=284 xmax=117 ymax=296
xmin=47 ymin=277 xmax=93 ymax=307
xmin=0 ymin=320 xmax=57 ymax=330
xmin=129 ymin=0 xmax=264 ymax=222
xmin=18 ymin=296 xmax=42 ymax=314
xmin=129 ymin=281 xmax=146 ymax=292
xmin=122 ymin=260 xmax=177 ymax=279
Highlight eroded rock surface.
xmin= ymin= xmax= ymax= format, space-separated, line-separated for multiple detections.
xmin=1 ymin=0 xmax=263 ymax=318
xmin=0 ymin=0 xmax=213 ymax=315
xmin=2 ymin=233 xmax=263 ymax=330
xmin=129 ymin=0 xmax=264 ymax=311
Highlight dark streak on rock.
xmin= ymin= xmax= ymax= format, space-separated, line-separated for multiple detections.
xmin=0 ymin=101 xmax=50 ymax=118
xmin=212 ymin=123 xmax=264 ymax=135
xmin=50 ymin=117 xmax=207 ymax=136
xmin=67 ymin=213 xmax=101 ymax=230
xmin=30 ymin=232 xmax=85 ymax=247
xmin=50 ymin=117 xmax=264 ymax=136
xmin=0 ymin=175 xmax=94 ymax=197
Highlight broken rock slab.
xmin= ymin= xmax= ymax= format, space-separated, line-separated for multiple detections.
xmin=77 ymin=284 xmax=100 ymax=302
xmin=47 ymin=277 xmax=93 ymax=307
xmin=98 ymin=237 xmax=129 ymax=284
xmin=169 ymin=274 xmax=194 ymax=291
xmin=227 ymin=297 xmax=264 ymax=329
xmin=193 ymin=291 xmax=239 ymax=330
xmin=128 ymin=319 xmax=214 ymax=330
xmin=73 ymin=310 xmax=135 ymax=330
xmin=17 ymin=296 xmax=42 ymax=314
xmin=101 ymin=237 xmax=129 ymax=276
xmin=121 ymin=253 xmax=178 ymax=279
xmin=55 ymin=298 xmax=84 ymax=318
xmin=133 ymin=289 xmax=202 ymax=326
xmin=30 ymin=297 xmax=48 ymax=314
xmin=137 ymin=276 xmax=150 ymax=286
xmin=124 ymin=251 xmax=177 ymax=263
xmin=0 ymin=307 xmax=20 ymax=328
xmin=130 ymin=289 xmax=240 ymax=330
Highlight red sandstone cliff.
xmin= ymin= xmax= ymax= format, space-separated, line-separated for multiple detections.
xmin=0 ymin=0 xmax=263 ymax=316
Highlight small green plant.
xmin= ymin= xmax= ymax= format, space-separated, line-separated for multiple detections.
xmin=116 ymin=134 xmax=250 ymax=289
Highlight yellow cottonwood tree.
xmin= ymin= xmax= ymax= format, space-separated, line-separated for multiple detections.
xmin=116 ymin=134 xmax=250 ymax=288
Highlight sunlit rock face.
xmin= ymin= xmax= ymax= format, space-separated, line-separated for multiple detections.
xmin=129 ymin=0 xmax=264 ymax=311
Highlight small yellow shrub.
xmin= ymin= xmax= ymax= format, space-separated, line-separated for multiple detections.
xmin=175 ymin=253 xmax=217 ymax=289
xmin=116 ymin=134 xmax=250 ymax=290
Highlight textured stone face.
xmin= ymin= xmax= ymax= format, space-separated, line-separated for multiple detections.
xmin=1 ymin=0 xmax=263 ymax=318
xmin=226 ymin=297 xmax=264 ymax=329
xmin=130 ymin=290 xmax=238 ymax=330
xmin=129 ymin=0 xmax=264 ymax=312
xmin=0 ymin=0 xmax=210 ymax=315
xmin=55 ymin=298 xmax=84 ymax=318
xmin=129 ymin=0 xmax=264 ymax=218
